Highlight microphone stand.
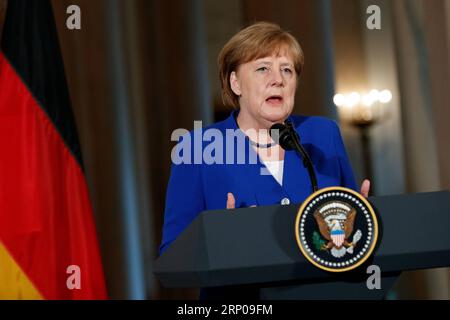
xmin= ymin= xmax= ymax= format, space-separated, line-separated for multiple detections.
xmin=284 ymin=120 xmax=319 ymax=193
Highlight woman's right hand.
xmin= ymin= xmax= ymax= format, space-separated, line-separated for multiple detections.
xmin=226 ymin=192 xmax=256 ymax=209
xmin=226 ymin=192 xmax=236 ymax=209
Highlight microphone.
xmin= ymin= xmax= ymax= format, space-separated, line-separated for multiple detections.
xmin=270 ymin=120 xmax=318 ymax=193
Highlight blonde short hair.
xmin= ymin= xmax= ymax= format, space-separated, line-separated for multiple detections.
xmin=218 ymin=21 xmax=305 ymax=108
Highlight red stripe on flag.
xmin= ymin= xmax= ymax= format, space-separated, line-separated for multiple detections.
xmin=0 ymin=52 xmax=107 ymax=299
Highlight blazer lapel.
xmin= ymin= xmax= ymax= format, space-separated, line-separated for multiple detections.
xmin=282 ymin=148 xmax=316 ymax=204
xmin=249 ymin=146 xmax=288 ymax=206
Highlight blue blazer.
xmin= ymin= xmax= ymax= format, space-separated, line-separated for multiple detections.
xmin=159 ymin=110 xmax=357 ymax=254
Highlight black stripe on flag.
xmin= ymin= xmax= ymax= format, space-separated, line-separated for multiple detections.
xmin=1 ymin=0 xmax=83 ymax=168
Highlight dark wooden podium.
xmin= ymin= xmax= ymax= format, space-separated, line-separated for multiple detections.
xmin=154 ymin=191 xmax=450 ymax=299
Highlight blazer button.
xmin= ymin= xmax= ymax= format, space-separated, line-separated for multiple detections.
xmin=280 ymin=197 xmax=290 ymax=205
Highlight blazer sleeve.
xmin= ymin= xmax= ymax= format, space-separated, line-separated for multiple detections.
xmin=331 ymin=121 xmax=358 ymax=191
xmin=159 ymin=147 xmax=206 ymax=255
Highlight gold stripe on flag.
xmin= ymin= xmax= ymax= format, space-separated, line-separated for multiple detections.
xmin=0 ymin=241 xmax=43 ymax=300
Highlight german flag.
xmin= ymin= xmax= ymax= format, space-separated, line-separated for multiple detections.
xmin=0 ymin=1 xmax=107 ymax=299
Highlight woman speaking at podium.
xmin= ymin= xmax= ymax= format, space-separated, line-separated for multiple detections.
xmin=159 ymin=22 xmax=370 ymax=299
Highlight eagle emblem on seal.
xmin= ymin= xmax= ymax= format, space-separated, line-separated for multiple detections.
xmin=313 ymin=201 xmax=362 ymax=258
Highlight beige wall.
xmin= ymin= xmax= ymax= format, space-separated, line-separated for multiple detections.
xmin=391 ymin=0 xmax=449 ymax=299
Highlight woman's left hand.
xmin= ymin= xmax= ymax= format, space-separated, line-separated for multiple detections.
xmin=360 ymin=179 xmax=371 ymax=198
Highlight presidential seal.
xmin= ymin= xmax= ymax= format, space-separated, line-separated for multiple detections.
xmin=295 ymin=187 xmax=379 ymax=272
